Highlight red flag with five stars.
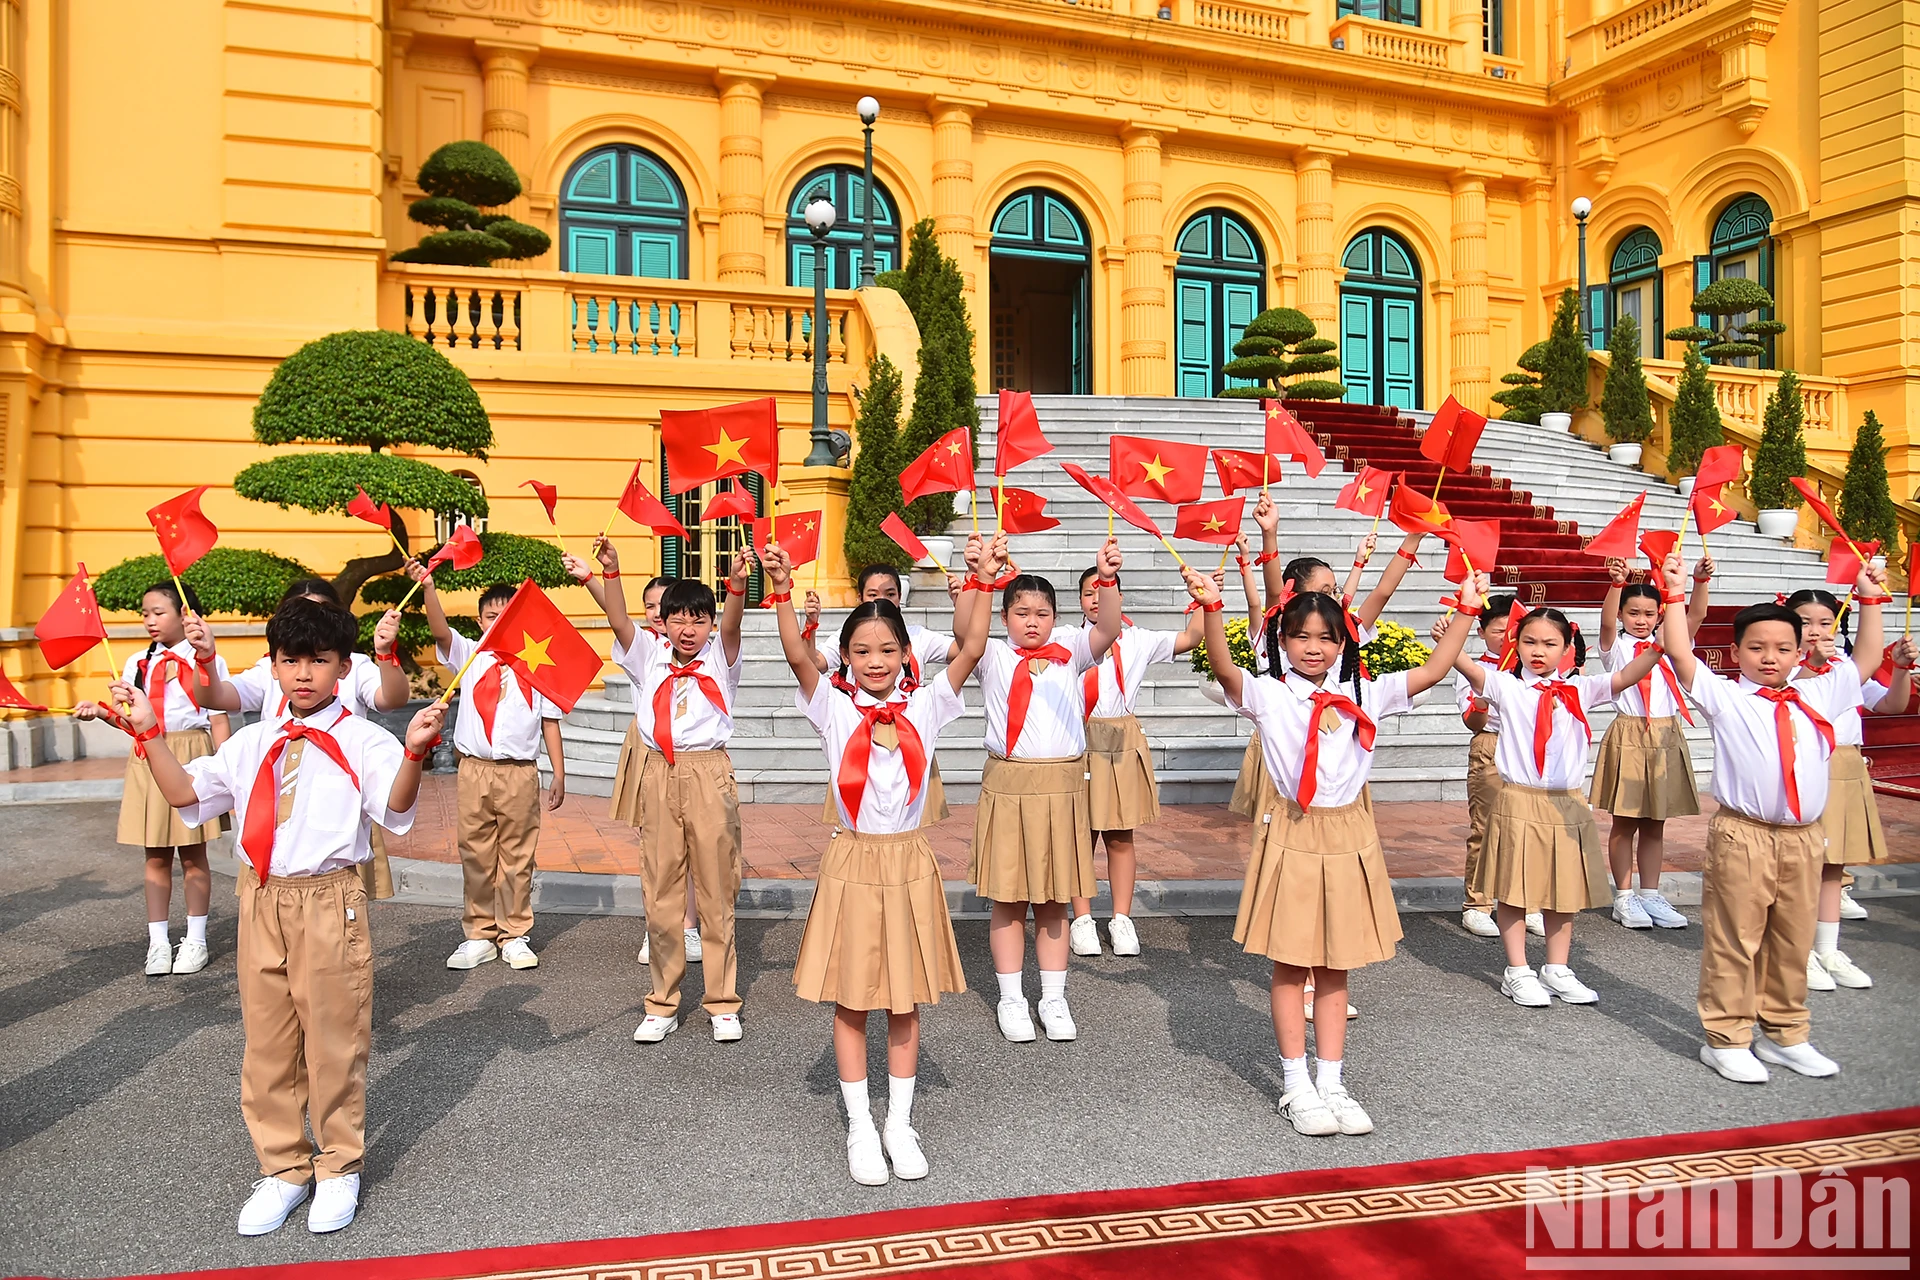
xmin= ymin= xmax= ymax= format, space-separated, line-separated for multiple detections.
xmin=1826 ymin=538 xmax=1881 ymax=587
xmin=898 ymin=427 xmax=976 ymax=505
xmin=754 ymin=509 xmax=822 ymax=568
xmin=146 ymin=487 xmax=219 ymax=577
xmin=0 ymin=666 xmax=47 ymax=712
xmin=1172 ymin=496 xmax=1245 ymax=546
xmin=1583 ymin=492 xmax=1647 ymax=560
xmin=699 ymin=482 xmax=757 ymax=524
xmin=1263 ymin=401 xmax=1328 ymax=478
xmin=1388 ymin=481 xmax=1453 ymax=538
xmin=1440 ymin=517 xmax=1500 ymax=584
xmin=347 ymin=487 xmax=393 ymax=530
xmin=1110 ymin=435 xmax=1206 ymax=505
xmin=1419 ymin=396 xmax=1488 ymax=472
xmin=994 ymin=487 xmax=1061 ymax=534
xmin=661 ymin=397 xmax=780 ymax=492
xmin=475 ymin=581 xmax=601 ymax=714
xmin=1210 ymin=448 xmax=1288 ymax=496
xmin=995 ymin=390 xmax=1053 ymax=477
xmin=1693 ymin=445 xmax=1744 ymax=491
xmin=615 ymin=462 xmax=689 ymax=538
xmin=520 ymin=480 xmax=560 ymax=525
xmin=426 ymin=525 xmax=484 ymax=572
xmin=1639 ymin=528 xmax=1680 ymax=579
xmin=1061 ymin=462 xmax=1163 ymax=538
xmin=1335 ymin=465 xmax=1395 ymax=517
xmin=35 ymin=566 xmax=109 ymax=670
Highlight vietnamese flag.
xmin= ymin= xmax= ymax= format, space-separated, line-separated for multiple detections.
xmin=520 ymin=480 xmax=560 ymax=525
xmin=146 ymin=487 xmax=219 ymax=577
xmin=1583 ymin=493 xmax=1647 ymax=560
xmin=661 ymin=397 xmax=780 ymax=492
xmin=1639 ymin=528 xmax=1680 ymax=580
xmin=1388 ymin=481 xmax=1453 ymax=538
xmin=995 ymin=487 xmax=1060 ymax=534
xmin=754 ymin=509 xmax=822 ymax=568
xmin=476 ymin=581 xmax=601 ymax=714
xmin=1694 ymin=444 xmax=1744 ymax=491
xmin=348 ymin=487 xmax=393 ymax=530
xmin=0 ymin=666 xmax=46 ymax=712
xmin=1791 ymin=477 xmax=1858 ymax=548
xmin=1689 ymin=482 xmax=1739 ymax=535
xmin=899 ymin=427 xmax=976 ymax=506
xmin=1061 ymin=462 xmax=1163 ymax=538
xmin=1173 ymin=496 xmax=1245 ymax=546
xmin=1211 ymin=448 xmax=1288 ymax=496
xmin=1440 ymin=518 xmax=1500 ymax=584
xmin=699 ymin=482 xmax=757 ymax=524
xmin=1335 ymin=466 xmax=1395 ymax=517
xmin=1110 ymin=435 xmax=1207 ymax=505
xmin=1419 ymin=396 xmax=1488 ymax=472
xmin=426 ymin=525 xmax=484 ymax=572
xmin=35 ymin=566 xmax=109 ymax=670
xmin=1263 ymin=401 xmax=1328 ymax=478
xmin=880 ymin=513 xmax=930 ymax=565
xmin=995 ymin=390 xmax=1052 ymax=477
xmin=1826 ymin=537 xmax=1881 ymax=587
xmin=615 ymin=462 xmax=689 ymax=538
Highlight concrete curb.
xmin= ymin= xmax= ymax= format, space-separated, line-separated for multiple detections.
xmin=0 ymin=778 xmax=124 ymax=804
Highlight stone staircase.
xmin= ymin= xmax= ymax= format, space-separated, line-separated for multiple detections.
xmin=551 ymin=395 xmax=1894 ymax=803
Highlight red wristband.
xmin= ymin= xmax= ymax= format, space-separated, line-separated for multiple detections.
xmin=1396 ymin=547 xmax=1421 ymax=564
xmin=1457 ymin=603 xmax=1483 ymax=618
xmin=602 ymin=569 xmax=620 ymax=580
xmin=725 ymin=582 xmax=747 ymax=596
xmin=762 ymin=590 xmax=792 ymax=604
xmin=1236 ymin=555 xmax=1251 ymax=572
xmin=1254 ymin=551 xmax=1279 ymax=566
xmin=131 ymin=722 xmax=161 ymax=759
xmin=1857 ymin=594 xmax=1893 ymax=606
xmin=1662 ymin=590 xmax=1686 ymax=605
xmin=194 ymin=653 xmax=218 ymax=671
xmin=402 ymin=744 xmax=429 ymax=763
xmin=801 ymin=621 xmax=818 ymax=641
xmin=962 ymin=576 xmax=993 ymax=593
xmin=1094 ymin=578 xmax=1119 ymax=590
xmin=374 ymin=650 xmax=403 ymax=668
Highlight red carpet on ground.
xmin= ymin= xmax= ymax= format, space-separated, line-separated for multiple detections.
xmin=71 ymin=1108 xmax=1919 ymax=1280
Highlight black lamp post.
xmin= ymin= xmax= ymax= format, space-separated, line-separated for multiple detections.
xmin=1572 ymin=195 xmax=1592 ymax=349
xmin=857 ymin=96 xmax=880 ymax=289
xmin=804 ymin=196 xmax=838 ymax=468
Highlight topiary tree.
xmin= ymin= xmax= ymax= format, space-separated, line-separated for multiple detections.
xmin=1219 ymin=306 xmax=1345 ymax=401
xmin=389 ymin=141 xmax=551 ymax=268
xmin=1839 ymin=411 xmax=1900 ymax=554
xmin=1749 ymin=370 xmax=1808 ymax=511
xmin=890 ymin=218 xmax=979 ymax=536
xmin=1491 ymin=341 xmax=1549 ymax=424
xmin=1665 ymin=277 xmax=1785 ymax=366
xmin=1599 ymin=315 xmax=1654 ymax=445
xmin=1665 ymin=343 xmax=1724 ymax=478
xmin=843 ymin=354 xmax=911 ymax=574
xmin=1539 ymin=288 xmax=1589 ymax=415
xmin=94 ymin=548 xmax=319 ymax=617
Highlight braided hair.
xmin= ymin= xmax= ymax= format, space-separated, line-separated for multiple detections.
xmin=834 ymin=599 xmax=913 ymax=695
xmin=1784 ymin=588 xmax=1851 ymax=654
xmin=1267 ymin=591 xmax=1365 ymax=706
xmin=1516 ymin=607 xmax=1587 ymax=670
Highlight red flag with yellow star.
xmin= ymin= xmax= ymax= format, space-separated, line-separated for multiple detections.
xmin=1388 ymin=481 xmax=1453 ymax=538
xmin=35 ymin=565 xmax=109 ymax=670
xmin=1582 ymin=492 xmax=1646 ymax=560
xmin=1418 ymin=396 xmax=1488 ymax=472
xmin=1110 ymin=435 xmax=1206 ymax=505
xmin=1335 ymin=465 xmax=1395 ymax=517
xmin=1172 ymin=496 xmax=1245 ymax=546
xmin=476 ymin=581 xmax=601 ymax=714
xmin=753 ymin=509 xmax=822 ymax=568
xmin=1210 ymin=448 xmax=1288 ymax=496
xmin=146 ymin=487 xmax=219 ymax=577
xmin=1263 ymin=401 xmax=1328 ymax=478
xmin=1826 ymin=537 xmax=1881 ymax=587
xmin=0 ymin=666 xmax=47 ymax=712
xmin=994 ymin=486 xmax=1061 ymax=535
xmin=661 ymin=397 xmax=780 ymax=493
xmin=898 ymin=427 xmax=976 ymax=506
xmin=1689 ymin=482 xmax=1739 ymax=536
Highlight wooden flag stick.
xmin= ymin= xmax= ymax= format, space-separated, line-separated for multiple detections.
xmin=601 ymin=506 xmax=623 ymax=540
xmin=1366 ymin=506 xmax=1386 ymax=543
xmin=1157 ymin=535 xmax=1188 ymax=569
xmin=394 ymin=573 xmax=429 ymax=613
xmin=436 ymin=636 xmax=489 ymax=707
xmin=971 ymin=485 xmax=981 ymax=539
xmin=994 ymin=476 xmax=1006 ymax=537
xmin=88 ymin=568 xmax=131 ymax=715
xmin=1429 ymin=466 xmax=1448 ymax=505
xmin=170 ymin=571 xmax=192 ymax=617
xmin=1262 ymin=453 xmax=1271 ymax=499
xmin=1217 ymin=543 xmax=1232 ymax=574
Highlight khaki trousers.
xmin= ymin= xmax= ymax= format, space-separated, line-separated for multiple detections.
xmin=641 ymin=748 xmax=742 ymax=1018
xmin=1697 ymin=809 xmax=1823 ymax=1049
xmin=237 ymin=866 xmax=373 ymax=1184
xmin=456 ymin=755 xmax=542 ymax=942
xmin=1462 ymin=731 xmax=1501 ymax=911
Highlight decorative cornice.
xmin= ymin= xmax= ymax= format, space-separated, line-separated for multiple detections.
xmin=529 ymin=65 xmax=716 ymax=99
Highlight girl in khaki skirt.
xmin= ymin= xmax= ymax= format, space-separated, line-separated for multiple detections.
xmin=759 ymin=537 xmax=990 ymax=1188
xmin=1436 ymin=595 xmax=1517 ymax=940
xmin=1592 ymin=560 xmax=1712 ymax=931
xmin=1069 ymin=564 xmax=1208 ymax=958
xmin=1454 ymin=608 xmax=1664 ymax=1009
xmin=1188 ymin=565 xmax=1481 ymax=1138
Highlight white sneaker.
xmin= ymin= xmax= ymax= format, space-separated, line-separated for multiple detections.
xmin=236 ymin=1177 xmax=309 ymax=1236
xmin=883 ymin=1123 xmax=929 ymax=1180
xmin=1525 ymin=912 xmax=1546 ymax=937
xmin=1838 ymin=887 xmax=1868 ymax=921
xmin=1107 ymin=914 xmax=1141 ymax=956
xmin=446 ymin=939 xmax=497 ymax=970
xmin=1816 ymin=949 xmax=1873 ymax=989
xmin=683 ymin=928 xmax=703 ymax=963
xmin=172 ymin=940 xmax=210 ymax=974
xmin=1753 ymin=1038 xmax=1839 ymax=1077
xmin=637 ymin=933 xmax=650 ymax=965
xmin=1699 ymin=1044 xmax=1769 ymax=1084
xmin=846 ymin=1124 xmax=889 ymax=1186
xmin=306 ymin=1174 xmax=359 ymax=1234
xmin=633 ymin=1014 xmax=679 ymax=1043
xmin=1278 ymin=1087 xmax=1340 ymax=1136
xmin=1638 ymin=892 xmax=1689 ymax=929
xmin=1461 ymin=908 xmax=1500 ymax=937
xmin=1501 ymin=967 xmax=1552 ymax=1007
xmin=1805 ymin=951 xmax=1838 ymax=992
xmin=145 ymin=939 xmax=173 ymax=976
xmin=500 ymin=938 xmax=538 ymax=970
xmin=1611 ymin=894 xmax=1653 ymax=929
xmin=1036 ymin=995 xmax=1078 ymax=1041
xmin=1320 ymin=1083 xmax=1374 ymax=1135
xmin=996 ymin=997 xmax=1037 ymax=1043
xmin=711 ymin=1013 xmax=743 ymax=1042
xmin=1540 ymin=966 xmax=1599 ymax=1004
xmin=1069 ymin=914 xmax=1102 ymax=957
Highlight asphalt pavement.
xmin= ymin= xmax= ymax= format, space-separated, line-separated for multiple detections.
xmin=3 ymin=801 xmax=1917 ymax=1279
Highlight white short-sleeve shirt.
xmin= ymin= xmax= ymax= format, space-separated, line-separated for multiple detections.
xmin=438 ymin=632 xmax=562 ymax=762
xmin=1688 ymin=665 xmax=1841 ymax=825
xmin=613 ymin=630 xmax=742 ymax=755
xmin=1482 ymin=669 xmax=1618 ymax=790
xmin=231 ymin=652 xmax=387 ymax=726
xmin=1793 ymin=659 xmax=1867 ymax=748
xmin=976 ymin=625 xmax=1095 ymax=759
xmin=1083 ymin=623 xmax=1180 ymax=719
xmin=818 ymin=623 xmax=955 ymax=689
xmin=1600 ymin=635 xmax=1689 ymax=721
xmin=1229 ymin=669 xmax=1413 ymax=810
xmin=124 ymin=641 xmax=227 ymax=734
xmin=1455 ymin=653 xmax=1505 ymax=734
xmin=802 ymin=674 xmax=967 ymax=832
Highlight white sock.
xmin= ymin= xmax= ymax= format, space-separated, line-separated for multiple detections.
xmin=1505 ymin=964 xmax=1533 ymax=978
xmin=1072 ymin=912 xmax=1093 ymax=927
xmin=1814 ymin=920 xmax=1839 ymax=957
xmin=995 ymin=971 xmax=1024 ymax=1003
xmin=1281 ymin=1055 xmax=1311 ymax=1095
xmin=887 ymin=1074 xmax=915 ymax=1129
xmin=1637 ymin=886 xmax=1664 ymax=900
xmin=186 ymin=915 xmax=208 ymax=946
xmin=1315 ymin=1057 xmax=1344 ymax=1093
xmin=1613 ymin=887 xmax=1634 ymax=905
xmin=1542 ymin=963 xmax=1573 ymax=979
xmin=148 ymin=921 xmax=169 ymax=947
xmin=1039 ymin=969 xmax=1067 ymax=1001
xmin=840 ymin=1078 xmax=873 ymax=1131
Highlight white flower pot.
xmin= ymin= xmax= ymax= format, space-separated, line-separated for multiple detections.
xmin=1541 ymin=412 xmax=1573 ymax=435
xmin=1676 ymin=476 xmax=1696 ymax=500
xmin=895 ymin=577 xmax=911 ymax=606
xmin=1198 ymin=678 xmax=1228 ymax=706
xmin=1607 ymin=443 xmax=1644 ymax=467
xmin=917 ymin=536 xmax=955 ymax=573
xmin=1872 ymin=555 xmax=1888 ymax=572
xmin=1756 ymin=509 xmax=1800 ymax=539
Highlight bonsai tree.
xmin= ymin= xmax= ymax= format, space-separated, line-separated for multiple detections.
xmin=1491 ymin=341 xmax=1549 ymax=424
xmin=1664 ymin=343 xmax=1724 ymax=477
xmin=1666 ymin=277 xmax=1785 ymax=366
xmin=888 ymin=218 xmax=978 ymax=537
xmin=1219 ymin=306 xmax=1344 ymax=401
xmin=1538 ymin=288 xmax=1589 ymax=415
xmin=389 ymin=141 xmax=551 ymax=268
xmin=843 ymin=354 xmax=911 ymax=573
xmin=1748 ymin=370 xmax=1808 ymax=512
xmin=1838 ymin=411 xmax=1900 ymax=553
xmin=94 ymin=548 xmax=319 ymax=617
xmin=1599 ymin=315 xmax=1654 ymax=445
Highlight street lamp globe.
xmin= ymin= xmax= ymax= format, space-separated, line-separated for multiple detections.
xmin=1571 ymin=196 xmax=1592 ymax=220
xmin=806 ymin=196 xmax=836 ymax=237
xmin=857 ymin=96 xmax=880 ymax=126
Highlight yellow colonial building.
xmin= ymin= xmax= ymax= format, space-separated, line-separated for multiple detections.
xmin=1 ymin=0 xmax=1915 ymax=701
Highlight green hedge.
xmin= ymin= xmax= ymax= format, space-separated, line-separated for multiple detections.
xmin=94 ymin=548 xmax=319 ymax=617
xmin=417 ymin=141 xmax=521 ymax=208
xmin=252 ymin=330 xmax=493 ymax=456
xmin=235 ymin=452 xmax=489 ymax=519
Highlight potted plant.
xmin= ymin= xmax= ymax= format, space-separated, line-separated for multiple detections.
xmin=887 ymin=219 xmax=977 ymax=559
xmin=1190 ymin=617 xmax=1260 ymax=704
xmin=1219 ymin=306 xmax=1345 ymax=401
xmin=843 ymin=354 xmax=914 ymax=582
xmin=1491 ymin=341 xmax=1549 ymax=423
xmin=1599 ymin=314 xmax=1654 ymax=467
xmin=1665 ymin=343 xmax=1723 ymax=498
xmin=1536 ymin=288 xmax=1589 ymax=434
xmin=1838 ymin=410 xmax=1900 ymax=565
xmin=1749 ymin=370 xmax=1808 ymax=538
xmin=1360 ymin=621 xmax=1438 ymax=705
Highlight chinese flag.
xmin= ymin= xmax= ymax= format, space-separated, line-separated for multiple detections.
xmin=1826 ymin=537 xmax=1881 ymax=587
xmin=520 ymin=480 xmax=560 ymax=525
xmin=1210 ymin=448 xmax=1287 ymax=496
xmin=699 ymin=482 xmax=757 ymax=524
xmin=1173 ymin=496 xmax=1246 ymax=546
xmin=1061 ymin=462 xmax=1163 ymax=538
xmin=995 ymin=391 xmax=1053 ymax=477
xmin=880 ymin=513 xmax=929 ymax=564
xmin=615 ymin=462 xmax=689 ymax=538
xmin=661 ymin=397 xmax=780 ymax=492
xmin=476 ymin=581 xmax=601 ymax=714
xmin=1689 ymin=483 xmax=1739 ymax=535
xmin=1440 ymin=517 xmax=1500 ymax=584
xmin=995 ymin=487 xmax=1061 ymax=534
xmin=898 ymin=427 xmax=976 ymax=505
xmin=1263 ymin=401 xmax=1328 ymax=478
xmin=1583 ymin=493 xmax=1647 ymax=560
xmin=426 ymin=525 xmax=484 ymax=572
xmin=1110 ymin=435 xmax=1207 ymax=505
xmin=146 ymin=487 xmax=219 ymax=577
xmin=0 ymin=666 xmax=46 ymax=712
xmin=1388 ymin=481 xmax=1453 ymax=538
xmin=1497 ymin=599 xmax=1531 ymax=672
xmin=1419 ymin=396 xmax=1488 ymax=472
xmin=1335 ymin=466 xmax=1395 ymax=518
xmin=1639 ymin=528 xmax=1680 ymax=579
xmin=35 ymin=566 xmax=109 ymax=670
xmin=1694 ymin=444 xmax=1744 ymax=491
xmin=755 ymin=509 xmax=822 ymax=568
xmin=348 ymin=487 xmax=392 ymax=530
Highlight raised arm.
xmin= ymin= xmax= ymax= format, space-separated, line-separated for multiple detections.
xmin=1852 ymin=561 xmax=1889 ymax=683
xmin=1658 ymin=554 xmax=1700 ymax=688
xmin=109 ymin=682 xmax=201 ymax=807
xmin=1877 ymin=638 xmax=1918 ymax=714
xmin=1598 ymin=559 xmax=1628 ymax=651
xmin=719 ymin=546 xmax=751 ymax=666
xmin=762 ymin=544 xmax=818 ymax=702
xmin=1254 ymin=491 xmax=1284 ymax=608
xmin=1356 ymin=531 xmax=1423 ymax=628
xmin=1233 ymin=532 xmax=1263 ymax=646
xmin=1086 ymin=538 xmax=1126 ymax=656
xmin=1609 ymin=635 xmax=1666 ymax=694
xmin=945 ymin=533 xmax=1000 ymax=691
xmin=387 ymin=703 xmax=444 ymax=816
xmin=1181 ymin=564 xmax=1243 ymax=705
xmin=369 ymin=610 xmax=411 ymax=712
xmin=1407 ymin=571 xmax=1484 ymax=697
xmin=408 ymin=558 xmax=453 ymax=653
xmin=1686 ymin=554 xmax=1714 ymax=637
xmin=1340 ymin=532 xmax=1378 ymax=602
xmin=1171 ymin=569 xmax=1221 ymax=656
xmin=803 ymin=591 xmax=831 ymax=672
xmin=585 ymin=538 xmax=635 ymax=652
xmin=183 ymin=613 xmax=245 ymax=713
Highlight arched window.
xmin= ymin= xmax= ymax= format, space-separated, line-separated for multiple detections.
xmin=1600 ymin=227 xmax=1663 ymax=359
xmin=785 ymin=165 xmax=900 ymax=290
xmin=1700 ymin=194 xmax=1775 ymax=368
xmin=1339 ymin=229 xmax=1423 ymax=409
xmin=435 ymin=472 xmax=487 ymax=543
xmin=1338 ymin=0 xmax=1420 ymax=24
xmin=559 ymin=145 xmax=689 ymax=278
xmin=988 ymin=189 xmax=1093 ymax=394
xmin=1173 ymin=210 xmax=1266 ymax=397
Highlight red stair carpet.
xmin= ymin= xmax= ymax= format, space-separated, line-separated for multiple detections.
xmin=76 ymin=1108 xmax=1918 ymax=1280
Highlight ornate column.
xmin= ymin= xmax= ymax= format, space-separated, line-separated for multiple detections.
xmin=1120 ymin=124 xmax=1173 ymax=395
xmin=1294 ymin=149 xmax=1342 ymax=331
xmin=1451 ymin=0 xmax=1485 ymax=75
xmin=1449 ymin=170 xmax=1493 ymax=412
xmin=715 ymin=71 xmax=775 ymax=283
xmin=929 ymin=97 xmax=982 ymax=288
xmin=474 ymin=41 xmax=537 ymax=219
xmin=0 ymin=0 xmax=19 ymax=297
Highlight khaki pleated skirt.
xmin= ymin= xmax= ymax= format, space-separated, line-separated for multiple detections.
xmin=1475 ymin=783 xmax=1608 ymax=912
xmin=794 ymin=828 xmax=966 ymax=1013
xmin=1588 ymin=715 xmax=1700 ymax=819
xmin=820 ymin=757 xmax=952 ymax=829
xmin=608 ymin=721 xmax=646 ymax=826
xmin=1229 ymin=731 xmax=1269 ymax=819
xmin=1234 ymin=792 xmax=1402 ymax=971
xmin=118 ymin=729 xmax=225 ymax=848
xmin=969 ymin=755 xmax=1095 ymax=905
xmin=1820 ymin=745 xmax=1887 ymax=866
xmin=1086 ymin=715 xmax=1160 ymax=831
